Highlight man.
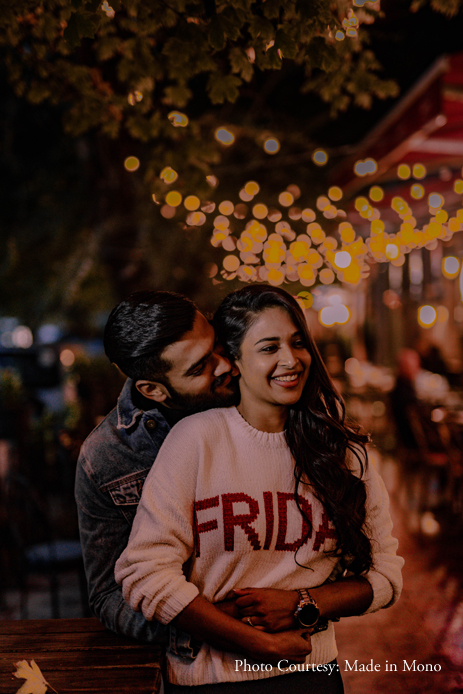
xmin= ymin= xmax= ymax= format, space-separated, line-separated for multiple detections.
xmin=75 ymin=290 xmax=236 ymax=651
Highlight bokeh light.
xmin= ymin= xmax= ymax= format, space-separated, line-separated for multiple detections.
xmin=428 ymin=193 xmax=444 ymax=209
xmin=219 ymin=201 xmax=234 ymax=215
xmin=413 ymin=163 xmax=427 ymax=179
xmin=354 ymin=158 xmax=378 ymax=176
xmin=263 ymin=138 xmax=280 ymax=154
xmin=160 ymin=166 xmax=178 ymax=183
xmin=165 ymin=191 xmax=182 ymax=207
xmin=60 ymin=349 xmax=75 ymax=367
xmin=215 ymin=128 xmax=235 ymax=145
xmin=442 ymin=256 xmax=460 ymax=278
xmin=369 ymin=186 xmax=384 ymax=202
xmin=418 ymin=305 xmax=437 ymax=328
xmin=184 ymin=195 xmax=200 ymax=211
xmin=397 ymin=164 xmax=411 ymax=180
xmin=168 ymin=111 xmax=189 ymax=127
xmin=124 ymin=156 xmax=140 ymax=172
xmin=312 ymin=149 xmax=328 ymax=166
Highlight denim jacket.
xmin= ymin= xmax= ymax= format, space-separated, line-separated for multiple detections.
xmin=75 ymin=379 xmax=195 ymax=656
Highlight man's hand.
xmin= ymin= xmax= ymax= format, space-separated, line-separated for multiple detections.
xmin=228 ymin=588 xmax=300 ymax=633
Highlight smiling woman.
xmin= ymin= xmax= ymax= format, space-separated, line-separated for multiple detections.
xmin=116 ymin=285 xmax=403 ymax=693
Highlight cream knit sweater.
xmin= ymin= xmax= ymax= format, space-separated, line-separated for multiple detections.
xmin=115 ymin=407 xmax=403 ymax=686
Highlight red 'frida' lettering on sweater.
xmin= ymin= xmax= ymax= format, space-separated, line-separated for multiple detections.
xmin=275 ymin=492 xmax=313 ymax=551
xmin=263 ymin=491 xmax=274 ymax=550
xmin=193 ymin=496 xmax=219 ymax=558
xmin=222 ymin=493 xmax=261 ymax=551
xmin=313 ymin=509 xmax=337 ymax=551
xmin=192 ymin=492 xmax=336 ymax=557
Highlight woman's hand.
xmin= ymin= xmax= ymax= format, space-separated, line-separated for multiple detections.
xmin=227 ymin=588 xmax=299 ymax=632
xmin=249 ymin=628 xmax=312 ymax=665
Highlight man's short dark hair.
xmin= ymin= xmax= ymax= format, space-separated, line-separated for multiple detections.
xmin=103 ymin=291 xmax=197 ymax=382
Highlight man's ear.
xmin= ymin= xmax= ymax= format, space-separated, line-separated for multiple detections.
xmin=135 ymin=380 xmax=170 ymax=403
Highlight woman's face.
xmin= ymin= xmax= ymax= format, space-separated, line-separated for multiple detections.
xmin=235 ymin=307 xmax=312 ymax=412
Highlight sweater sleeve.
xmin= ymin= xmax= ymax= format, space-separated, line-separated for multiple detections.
xmin=357 ymin=452 xmax=404 ymax=614
xmin=115 ymin=417 xmax=202 ymax=624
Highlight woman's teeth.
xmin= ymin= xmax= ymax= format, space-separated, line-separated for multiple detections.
xmin=274 ymin=374 xmax=298 ymax=382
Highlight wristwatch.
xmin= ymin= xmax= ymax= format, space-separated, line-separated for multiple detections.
xmin=294 ymin=588 xmax=320 ymax=627
xmin=294 ymin=589 xmax=329 ymax=633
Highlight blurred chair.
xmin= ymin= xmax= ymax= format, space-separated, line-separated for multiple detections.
xmin=403 ymin=404 xmax=458 ymax=513
xmin=3 ymin=472 xmax=90 ymax=619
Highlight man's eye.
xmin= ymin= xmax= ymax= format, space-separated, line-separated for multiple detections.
xmin=191 ymin=364 xmax=206 ymax=377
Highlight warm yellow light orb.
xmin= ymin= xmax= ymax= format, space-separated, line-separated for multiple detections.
xmin=218 ymin=201 xmax=234 ymax=215
xmin=124 ymin=156 xmax=140 ymax=172
xmin=223 ymin=255 xmax=240 ymax=272
xmin=397 ymin=164 xmax=411 ymax=180
xmin=184 ymin=195 xmax=200 ymax=211
xmin=253 ymin=204 xmax=268 ymax=219
xmin=165 ymin=191 xmax=182 ymax=207
xmin=244 ymin=181 xmax=260 ymax=196
xmin=279 ymin=192 xmax=294 ymax=207
xmin=369 ymin=186 xmax=384 ymax=202
xmin=160 ymin=166 xmax=178 ymax=183
xmin=328 ymin=186 xmax=343 ymax=202
xmin=413 ymin=163 xmax=427 ymax=179
xmin=410 ymin=184 xmax=424 ymax=200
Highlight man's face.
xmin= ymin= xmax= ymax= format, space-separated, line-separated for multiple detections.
xmin=157 ymin=311 xmax=237 ymax=410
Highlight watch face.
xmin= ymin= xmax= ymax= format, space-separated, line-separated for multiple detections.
xmin=298 ymin=602 xmax=320 ymax=627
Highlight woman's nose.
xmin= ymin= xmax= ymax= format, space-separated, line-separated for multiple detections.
xmin=279 ymin=346 xmax=299 ymax=368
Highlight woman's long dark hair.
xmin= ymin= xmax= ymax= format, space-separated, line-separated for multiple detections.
xmin=214 ymin=284 xmax=372 ymax=575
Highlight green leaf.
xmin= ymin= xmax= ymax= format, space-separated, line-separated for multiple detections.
xmin=306 ymin=36 xmax=338 ymax=72
xmin=229 ymin=46 xmax=254 ymax=82
xmin=275 ymin=29 xmax=298 ymax=59
xmin=162 ymin=84 xmax=192 ymax=107
xmin=209 ymin=16 xmax=226 ymax=50
xmin=219 ymin=6 xmax=242 ymax=41
xmin=262 ymin=0 xmax=283 ymax=20
xmin=207 ymin=72 xmax=242 ymax=103
xmin=248 ymin=16 xmax=275 ymax=41
xmin=64 ymin=11 xmax=100 ymax=47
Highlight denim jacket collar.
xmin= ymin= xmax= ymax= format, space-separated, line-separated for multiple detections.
xmin=117 ymin=379 xmax=144 ymax=430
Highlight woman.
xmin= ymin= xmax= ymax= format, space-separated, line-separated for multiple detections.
xmin=115 ymin=285 xmax=403 ymax=692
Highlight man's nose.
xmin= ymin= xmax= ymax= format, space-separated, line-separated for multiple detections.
xmin=213 ymin=351 xmax=231 ymax=376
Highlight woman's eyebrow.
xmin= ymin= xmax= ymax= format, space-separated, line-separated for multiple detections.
xmin=254 ymin=330 xmax=302 ymax=346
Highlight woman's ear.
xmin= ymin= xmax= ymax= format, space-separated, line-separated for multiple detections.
xmin=135 ymin=380 xmax=170 ymax=403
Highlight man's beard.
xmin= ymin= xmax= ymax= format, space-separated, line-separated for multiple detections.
xmin=164 ymin=374 xmax=238 ymax=413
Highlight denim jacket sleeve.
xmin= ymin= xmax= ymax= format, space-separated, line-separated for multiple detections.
xmin=75 ymin=453 xmax=165 ymax=643
xmin=75 ymin=443 xmax=198 ymax=657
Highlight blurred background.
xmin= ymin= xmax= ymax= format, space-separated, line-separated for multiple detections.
xmin=1 ymin=0 xmax=463 ymax=689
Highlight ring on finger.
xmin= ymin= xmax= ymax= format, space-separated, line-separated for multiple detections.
xmin=246 ymin=617 xmax=254 ymax=627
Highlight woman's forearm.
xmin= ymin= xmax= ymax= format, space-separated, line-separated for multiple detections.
xmin=230 ymin=577 xmax=373 ymax=632
xmin=309 ymin=576 xmax=373 ymax=619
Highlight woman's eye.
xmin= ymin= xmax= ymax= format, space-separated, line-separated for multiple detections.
xmin=261 ymin=345 xmax=277 ymax=353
